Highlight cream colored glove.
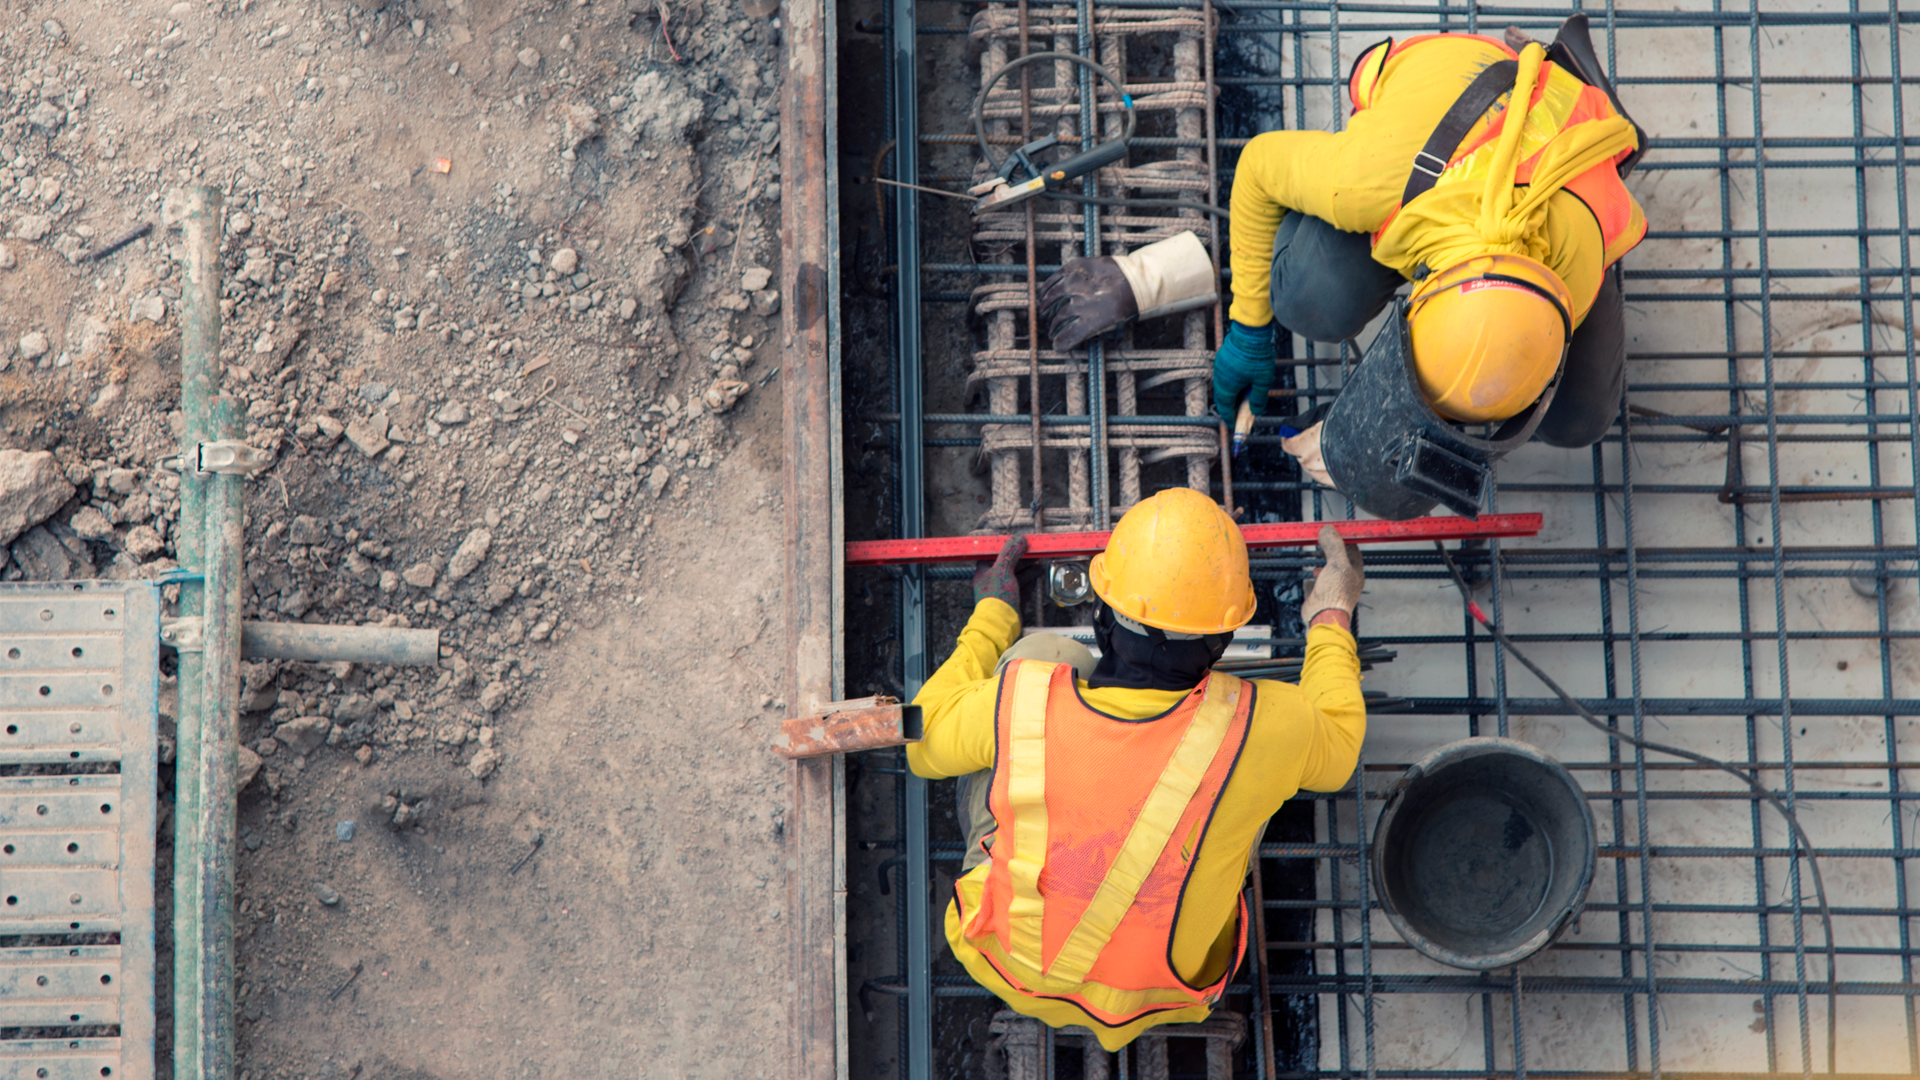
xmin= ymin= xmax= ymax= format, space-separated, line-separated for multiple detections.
xmin=1301 ymin=525 xmax=1364 ymax=624
xmin=1282 ymin=421 xmax=1334 ymax=488
xmin=1113 ymin=230 xmax=1219 ymax=321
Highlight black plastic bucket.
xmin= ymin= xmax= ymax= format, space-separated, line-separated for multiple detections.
xmin=1372 ymin=737 xmax=1596 ymax=970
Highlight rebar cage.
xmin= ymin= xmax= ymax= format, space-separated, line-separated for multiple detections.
xmin=960 ymin=0 xmax=1227 ymax=531
xmin=860 ymin=0 xmax=1920 ymax=1077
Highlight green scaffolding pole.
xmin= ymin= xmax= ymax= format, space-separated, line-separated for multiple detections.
xmin=174 ymin=184 xmax=238 ymax=1080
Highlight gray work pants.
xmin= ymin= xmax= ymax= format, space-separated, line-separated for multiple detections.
xmin=1268 ymin=211 xmax=1625 ymax=449
xmin=958 ymin=769 xmax=996 ymax=873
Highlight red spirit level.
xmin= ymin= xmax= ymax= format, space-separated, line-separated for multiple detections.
xmin=844 ymin=513 xmax=1543 ymax=567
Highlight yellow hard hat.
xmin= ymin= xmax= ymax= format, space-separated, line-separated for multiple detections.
xmin=1406 ymin=254 xmax=1573 ymax=423
xmin=1087 ymin=487 xmax=1256 ymax=635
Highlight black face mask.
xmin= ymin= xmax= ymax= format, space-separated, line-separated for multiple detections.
xmin=1087 ymin=602 xmax=1234 ymax=693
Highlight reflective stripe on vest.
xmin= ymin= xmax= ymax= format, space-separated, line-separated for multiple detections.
xmin=1002 ymin=656 xmax=1054 ymax=966
xmin=957 ymin=659 xmax=1254 ymax=1027
xmin=1361 ymin=36 xmax=1647 ymax=277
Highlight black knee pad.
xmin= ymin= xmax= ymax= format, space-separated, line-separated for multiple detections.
xmin=1270 ymin=213 xmax=1403 ymax=342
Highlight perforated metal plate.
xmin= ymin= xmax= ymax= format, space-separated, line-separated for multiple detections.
xmin=0 ymin=582 xmax=159 ymax=1080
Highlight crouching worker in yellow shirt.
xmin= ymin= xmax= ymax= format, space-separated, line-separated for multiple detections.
xmin=1218 ymin=18 xmax=1647 ymax=518
xmin=907 ymin=488 xmax=1367 ymax=1050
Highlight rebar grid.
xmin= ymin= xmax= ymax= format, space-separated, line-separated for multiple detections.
xmin=1231 ymin=2 xmax=1920 ymax=1077
xmin=877 ymin=0 xmax=1920 ymax=1077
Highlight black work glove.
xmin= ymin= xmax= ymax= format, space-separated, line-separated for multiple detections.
xmin=1034 ymin=232 xmax=1218 ymax=352
xmin=1037 ymin=257 xmax=1136 ymax=351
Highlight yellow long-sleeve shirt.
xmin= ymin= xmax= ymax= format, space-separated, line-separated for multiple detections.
xmin=908 ymin=598 xmax=1366 ymax=1048
xmin=1227 ymin=34 xmax=1610 ymax=329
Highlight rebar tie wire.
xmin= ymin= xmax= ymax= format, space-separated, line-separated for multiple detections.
xmin=1433 ymin=541 xmax=1840 ymax=1074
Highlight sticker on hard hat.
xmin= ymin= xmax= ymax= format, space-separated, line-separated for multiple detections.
xmin=1457 ymin=279 xmax=1535 ymax=295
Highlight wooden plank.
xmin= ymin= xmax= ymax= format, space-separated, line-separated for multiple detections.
xmin=781 ymin=0 xmax=843 ymax=1072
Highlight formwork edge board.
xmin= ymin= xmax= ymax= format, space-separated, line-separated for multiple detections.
xmin=782 ymin=0 xmax=846 ymax=1074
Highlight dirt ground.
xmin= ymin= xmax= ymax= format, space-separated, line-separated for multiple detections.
xmin=0 ymin=0 xmax=794 ymax=1075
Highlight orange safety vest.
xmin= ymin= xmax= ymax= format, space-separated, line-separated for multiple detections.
xmin=1352 ymin=34 xmax=1647 ymax=275
xmin=953 ymin=659 xmax=1254 ymax=1030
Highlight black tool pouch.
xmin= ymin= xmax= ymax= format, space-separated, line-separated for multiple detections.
xmin=1319 ymin=303 xmax=1562 ymax=520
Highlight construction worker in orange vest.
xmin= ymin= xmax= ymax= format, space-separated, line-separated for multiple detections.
xmin=907 ymin=488 xmax=1367 ymax=1049
xmin=1219 ymin=18 xmax=1648 ymax=515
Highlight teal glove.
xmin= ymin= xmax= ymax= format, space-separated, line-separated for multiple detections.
xmin=1212 ymin=320 xmax=1277 ymax=425
xmin=972 ymin=534 xmax=1028 ymax=610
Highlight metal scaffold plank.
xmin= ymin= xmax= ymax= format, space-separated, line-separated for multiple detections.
xmin=0 ymin=947 xmax=128 ymax=1026
xmin=0 ymin=1039 xmax=129 ymax=1080
xmin=0 ymin=581 xmax=161 ymax=1080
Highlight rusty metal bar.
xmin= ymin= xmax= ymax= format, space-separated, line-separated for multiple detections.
xmin=1021 ymin=0 xmax=1046 ymax=535
xmin=1718 ymin=424 xmax=1917 ymax=504
xmin=893 ymin=0 xmax=935 ymax=1073
xmin=1251 ymin=873 xmax=1278 ymax=1080
xmin=1202 ymin=0 xmax=1230 ymax=508
xmin=773 ymin=697 xmax=925 ymax=759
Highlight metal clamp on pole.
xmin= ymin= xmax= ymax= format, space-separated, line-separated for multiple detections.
xmin=771 ymin=696 xmax=924 ymax=759
xmin=159 ymin=616 xmax=206 ymax=653
xmin=196 ymin=440 xmax=272 ymax=476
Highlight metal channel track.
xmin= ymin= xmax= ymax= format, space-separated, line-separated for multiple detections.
xmin=0 ymin=582 xmax=161 ymax=1080
xmin=867 ymin=0 xmax=1920 ymax=1077
xmin=888 ymin=0 xmax=935 ymax=1073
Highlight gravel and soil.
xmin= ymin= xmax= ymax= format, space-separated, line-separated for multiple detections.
xmin=1 ymin=1 xmax=795 ymax=1075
